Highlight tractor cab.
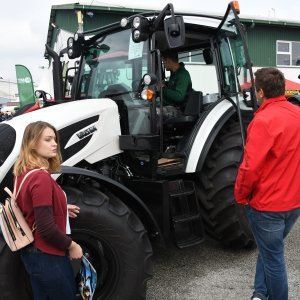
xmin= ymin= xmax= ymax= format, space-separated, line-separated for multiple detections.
xmin=62 ymin=1 xmax=255 ymax=178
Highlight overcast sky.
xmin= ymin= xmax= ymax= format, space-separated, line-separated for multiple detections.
xmin=1 ymin=0 xmax=300 ymax=84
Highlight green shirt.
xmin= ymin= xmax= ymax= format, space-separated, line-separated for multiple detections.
xmin=163 ymin=62 xmax=192 ymax=106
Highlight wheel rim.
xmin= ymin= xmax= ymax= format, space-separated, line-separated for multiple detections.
xmin=72 ymin=232 xmax=120 ymax=299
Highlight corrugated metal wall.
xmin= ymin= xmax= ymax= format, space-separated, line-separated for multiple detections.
xmin=245 ymin=24 xmax=300 ymax=66
xmin=48 ymin=6 xmax=300 ymax=70
xmin=54 ymin=10 xmax=129 ymax=33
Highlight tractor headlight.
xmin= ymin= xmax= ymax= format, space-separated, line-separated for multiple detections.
xmin=133 ymin=16 xmax=141 ymax=29
xmin=143 ymin=73 xmax=157 ymax=86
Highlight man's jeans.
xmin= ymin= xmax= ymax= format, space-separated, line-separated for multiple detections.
xmin=246 ymin=206 xmax=300 ymax=300
xmin=20 ymin=246 xmax=76 ymax=300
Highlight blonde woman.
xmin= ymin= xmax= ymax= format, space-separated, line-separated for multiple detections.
xmin=14 ymin=121 xmax=82 ymax=300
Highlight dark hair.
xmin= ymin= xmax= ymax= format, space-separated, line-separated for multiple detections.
xmin=254 ymin=67 xmax=285 ymax=98
xmin=161 ymin=50 xmax=178 ymax=62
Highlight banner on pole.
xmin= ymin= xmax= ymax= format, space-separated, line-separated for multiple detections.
xmin=15 ymin=65 xmax=35 ymax=107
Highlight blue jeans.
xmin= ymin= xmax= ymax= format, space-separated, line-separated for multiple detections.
xmin=246 ymin=206 xmax=300 ymax=300
xmin=20 ymin=246 xmax=76 ymax=300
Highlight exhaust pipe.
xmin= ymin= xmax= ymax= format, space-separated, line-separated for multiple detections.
xmin=45 ymin=44 xmax=64 ymax=103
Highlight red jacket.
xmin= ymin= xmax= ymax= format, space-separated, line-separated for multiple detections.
xmin=16 ymin=169 xmax=69 ymax=256
xmin=235 ymin=95 xmax=300 ymax=212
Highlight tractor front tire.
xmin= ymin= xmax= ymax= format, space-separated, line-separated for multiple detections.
xmin=64 ymin=184 xmax=153 ymax=300
xmin=0 ymin=183 xmax=153 ymax=300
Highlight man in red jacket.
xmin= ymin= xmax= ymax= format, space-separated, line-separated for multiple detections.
xmin=235 ymin=67 xmax=300 ymax=300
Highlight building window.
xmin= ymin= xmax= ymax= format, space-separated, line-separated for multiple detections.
xmin=277 ymin=40 xmax=300 ymax=66
xmin=179 ymin=50 xmax=205 ymax=64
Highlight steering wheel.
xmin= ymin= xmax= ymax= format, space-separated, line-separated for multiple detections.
xmin=99 ymin=84 xmax=132 ymax=102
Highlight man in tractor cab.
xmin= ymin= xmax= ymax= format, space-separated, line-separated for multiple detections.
xmin=161 ymin=50 xmax=192 ymax=112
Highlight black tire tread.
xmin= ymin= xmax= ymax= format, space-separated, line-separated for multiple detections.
xmin=196 ymin=119 xmax=254 ymax=248
xmin=68 ymin=185 xmax=153 ymax=300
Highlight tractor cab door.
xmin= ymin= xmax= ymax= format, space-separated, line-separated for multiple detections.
xmin=216 ymin=2 xmax=256 ymax=110
xmin=214 ymin=1 xmax=256 ymax=145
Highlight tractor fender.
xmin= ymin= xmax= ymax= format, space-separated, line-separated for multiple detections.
xmin=58 ymin=166 xmax=164 ymax=244
xmin=185 ymin=99 xmax=236 ymax=173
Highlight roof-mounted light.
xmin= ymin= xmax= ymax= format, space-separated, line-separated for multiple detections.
xmin=133 ymin=30 xmax=141 ymax=40
xmin=133 ymin=16 xmax=141 ymax=29
xmin=67 ymin=37 xmax=74 ymax=48
xmin=74 ymin=33 xmax=84 ymax=45
xmin=67 ymin=35 xmax=82 ymax=59
xmin=120 ymin=18 xmax=128 ymax=27
xmin=130 ymin=15 xmax=150 ymax=43
xmin=232 ymin=1 xmax=240 ymax=14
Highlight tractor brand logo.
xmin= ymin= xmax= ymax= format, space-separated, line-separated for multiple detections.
xmin=17 ymin=77 xmax=32 ymax=84
xmin=76 ymin=125 xmax=97 ymax=139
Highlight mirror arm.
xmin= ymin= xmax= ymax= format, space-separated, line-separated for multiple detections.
xmin=153 ymin=3 xmax=173 ymax=30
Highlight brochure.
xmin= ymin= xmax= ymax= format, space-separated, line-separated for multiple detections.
xmin=77 ymin=256 xmax=97 ymax=300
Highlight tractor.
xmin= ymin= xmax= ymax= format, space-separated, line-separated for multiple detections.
xmin=0 ymin=2 xmax=257 ymax=299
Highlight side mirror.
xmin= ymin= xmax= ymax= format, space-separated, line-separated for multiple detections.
xmin=164 ymin=16 xmax=185 ymax=48
xmin=34 ymin=90 xmax=53 ymax=108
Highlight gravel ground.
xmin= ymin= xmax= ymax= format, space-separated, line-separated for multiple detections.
xmin=147 ymin=220 xmax=300 ymax=300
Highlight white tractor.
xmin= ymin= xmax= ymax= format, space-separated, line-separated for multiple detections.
xmin=0 ymin=2 xmax=257 ymax=299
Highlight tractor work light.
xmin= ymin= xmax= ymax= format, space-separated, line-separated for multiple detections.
xmin=68 ymin=48 xmax=73 ymax=57
xmin=74 ymin=32 xmax=84 ymax=45
xmin=133 ymin=16 xmax=141 ymax=29
xmin=67 ymin=36 xmax=82 ymax=59
xmin=133 ymin=30 xmax=141 ymax=40
xmin=68 ymin=37 xmax=74 ymax=48
xmin=120 ymin=18 xmax=129 ymax=27
xmin=131 ymin=15 xmax=149 ymax=43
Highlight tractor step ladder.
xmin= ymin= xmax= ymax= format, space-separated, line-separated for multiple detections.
xmin=168 ymin=180 xmax=205 ymax=248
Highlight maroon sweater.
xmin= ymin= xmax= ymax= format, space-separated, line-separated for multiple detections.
xmin=15 ymin=169 xmax=72 ymax=256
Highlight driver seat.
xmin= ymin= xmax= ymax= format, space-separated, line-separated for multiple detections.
xmin=163 ymin=90 xmax=203 ymax=125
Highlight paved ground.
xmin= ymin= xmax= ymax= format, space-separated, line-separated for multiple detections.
xmin=147 ymin=220 xmax=300 ymax=300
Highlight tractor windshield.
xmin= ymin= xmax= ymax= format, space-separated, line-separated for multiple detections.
xmin=78 ymin=28 xmax=148 ymax=100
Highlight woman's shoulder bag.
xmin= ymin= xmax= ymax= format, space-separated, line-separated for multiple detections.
xmin=0 ymin=169 xmax=40 ymax=251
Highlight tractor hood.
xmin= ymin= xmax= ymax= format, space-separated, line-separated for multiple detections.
xmin=0 ymin=98 xmax=122 ymax=183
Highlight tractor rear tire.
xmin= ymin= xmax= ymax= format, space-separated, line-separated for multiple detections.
xmin=195 ymin=119 xmax=254 ymax=248
xmin=64 ymin=184 xmax=153 ymax=300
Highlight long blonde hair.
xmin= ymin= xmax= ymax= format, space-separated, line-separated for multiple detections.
xmin=13 ymin=121 xmax=62 ymax=176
